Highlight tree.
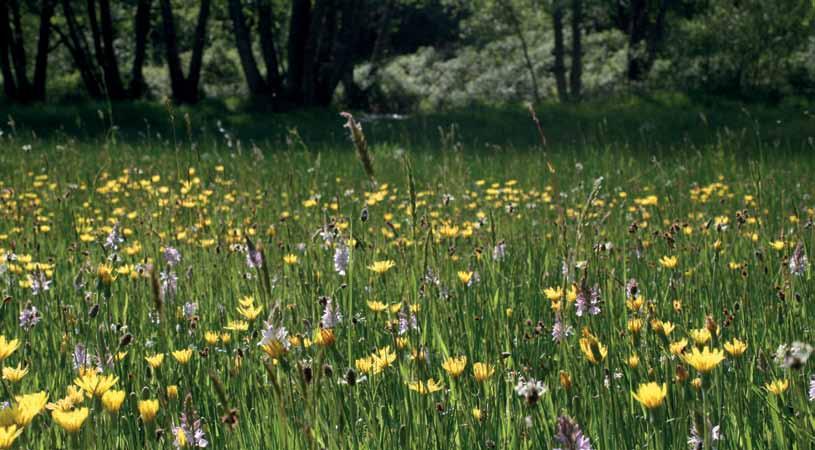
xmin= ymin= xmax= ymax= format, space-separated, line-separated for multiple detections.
xmin=227 ymin=0 xmax=282 ymax=104
xmin=612 ymin=0 xmax=672 ymax=82
xmin=57 ymin=0 xmax=153 ymax=100
xmin=159 ymin=0 xmax=211 ymax=103
xmin=0 ymin=0 xmax=57 ymax=102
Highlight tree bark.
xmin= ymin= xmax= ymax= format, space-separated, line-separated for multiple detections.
xmin=130 ymin=0 xmax=152 ymax=98
xmin=287 ymin=0 xmax=310 ymax=103
xmin=60 ymin=0 xmax=105 ymax=98
xmin=228 ymin=0 xmax=268 ymax=96
xmin=551 ymin=0 xmax=568 ymax=102
xmin=97 ymin=0 xmax=127 ymax=99
xmin=160 ymin=0 xmax=211 ymax=103
xmin=569 ymin=0 xmax=583 ymax=101
xmin=257 ymin=0 xmax=281 ymax=92
xmin=1 ymin=0 xmax=55 ymax=102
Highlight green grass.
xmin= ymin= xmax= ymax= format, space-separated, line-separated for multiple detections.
xmin=0 ymin=101 xmax=813 ymax=449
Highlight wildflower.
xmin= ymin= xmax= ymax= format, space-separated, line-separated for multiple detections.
xmin=224 ymin=320 xmax=249 ymax=332
xmin=472 ymin=408 xmax=483 ymax=421
xmin=172 ymin=349 xmax=193 ymax=364
xmin=492 ymin=241 xmax=507 ymax=261
xmin=283 ymin=254 xmax=299 ymax=265
xmin=183 ymin=302 xmax=199 ymax=320
xmin=333 ymin=244 xmax=350 ymax=276
xmin=682 ymin=347 xmax=725 ymax=373
xmin=366 ymin=300 xmax=388 ymax=312
xmin=167 ymin=385 xmax=179 ymax=399
xmin=313 ymin=328 xmax=336 ymax=347
xmin=774 ymin=342 xmax=813 ymax=369
xmin=625 ymin=278 xmax=638 ymax=299
xmin=97 ymin=263 xmax=116 ymax=286
xmin=514 ymin=378 xmax=547 ymax=405
xmin=408 ymin=378 xmax=444 ymax=394
xmin=160 ymin=269 xmax=178 ymax=301
xmin=258 ymin=322 xmax=290 ymax=358
xmin=627 ymin=354 xmax=640 ymax=369
xmin=51 ymin=407 xmax=89 ymax=433
xmin=632 ymin=382 xmax=667 ymax=409
xmin=724 ymin=338 xmax=748 ymax=357
xmin=579 ymin=337 xmax=607 ymax=364
xmin=0 ymin=425 xmax=23 ymax=449
xmin=765 ymin=379 xmax=789 ymax=395
xmin=551 ymin=319 xmax=574 ymax=343
xmin=544 ymin=287 xmax=564 ymax=301
xmin=559 ymin=371 xmax=572 ymax=390
xmin=472 ymin=362 xmax=495 ymax=382
xmin=6 ymin=391 xmax=48 ymax=426
xmin=553 ymin=414 xmax=592 ymax=450
xmin=145 ymin=353 xmax=165 ymax=369
xmin=163 ymin=246 xmax=182 ymax=267
xmin=321 ymin=298 xmax=342 ymax=328
xmin=661 ymin=321 xmax=676 ymax=336
xmin=789 ymin=242 xmax=808 ymax=276
xmin=74 ymin=372 xmax=119 ymax=397
xmin=29 ymin=270 xmax=51 ymax=295
xmin=457 ymin=271 xmax=475 ymax=286
xmin=689 ymin=328 xmax=711 ymax=346
xmin=237 ymin=303 xmax=263 ymax=321
xmin=627 ymin=318 xmax=644 ymax=335
xmin=0 ymin=337 xmax=19 ymax=362
xmin=104 ymin=224 xmax=124 ymax=250
xmin=769 ymin=240 xmax=785 ymax=251
xmin=172 ymin=412 xmax=208 ymax=448
xmin=659 ymin=255 xmax=678 ymax=269
xmin=368 ymin=260 xmax=395 ymax=274
xmin=245 ymin=248 xmax=263 ymax=269
xmin=204 ymin=331 xmax=219 ymax=345
xmin=372 ymin=346 xmax=397 ymax=373
xmin=442 ymin=356 xmax=468 ymax=378
xmin=18 ymin=304 xmax=40 ymax=330
xmin=670 ymin=339 xmax=688 ymax=356
xmin=688 ymin=420 xmax=720 ymax=450
xmin=1 ymin=364 xmax=28 ymax=383
xmin=101 ymin=390 xmax=126 ymax=413
xmin=138 ymin=399 xmax=159 ymax=423
xmin=575 ymin=285 xmax=601 ymax=317
xmin=809 ymin=376 xmax=815 ymax=401
xmin=397 ymin=305 xmax=418 ymax=335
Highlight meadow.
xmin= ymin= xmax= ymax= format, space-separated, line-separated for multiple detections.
xmin=0 ymin=99 xmax=813 ymax=449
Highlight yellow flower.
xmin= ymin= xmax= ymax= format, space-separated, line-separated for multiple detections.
xmin=627 ymin=354 xmax=640 ymax=369
xmin=472 ymin=362 xmax=495 ymax=382
xmin=283 ymin=254 xmax=299 ymax=265
xmin=171 ymin=349 xmax=193 ymax=364
xmin=237 ymin=303 xmax=263 ymax=321
xmin=73 ymin=372 xmax=119 ymax=397
xmin=627 ymin=318 xmax=644 ymax=335
xmin=313 ymin=328 xmax=335 ymax=347
xmin=769 ymin=240 xmax=785 ymax=251
xmin=1 ymin=364 xmax=28 ymax=383
xmin=145 ymin=353 xmax=165 ymax=369
xmin=544 ymin=286 xmax=563 ymax=301
xmin=138 ymin=399 xmax=159 ymax=423
xmin=632 ymin=382 xmax=667 ymax=409
xmin=442 ymin=356 xmax=468 ymax=378
xmin=457 ymin=271 xmax=474 ymax=285
xmin=408 ymin=378 xmax=444 ymax=394
xmin=471 ymin=408 xmax=483 ymax=421
xmin=97 ymin=263 xmax=116 ymax=285
xmin=1 ymin=391 xmax=47 ymax=427
xmin=559 ymin=371 xmax=572 ymax=390
xmin=579 ymin=337 xmax=608 ymax=364
xmin=689 ymin=328 xmax=711 ymax=345
xmin=659 ymin=255 xmax=678 ymax=269
xmin=204 ymin=331 xmax=220 ymax=345
xmin=566 ymin=285 xmax=578 ymax=302
xmin=661 ymin=321 xmax=676 ymax=336
xmin=224 ymin=320 xmax=249 ymax=331
xmin=670 ymin=339 xmax=688 ymax=356
xmin=0 ymin=337 xmax=19 ymax=361
xmin=366 ymin=300 xmax=388 ymax=312
xmin=0 ymin=425 xmax=23 ymax=449
xmin=368 ymin=260 xmax=396 ymax=274
xmin=682 ymin=347 xmax=725 ymax=374
xmin=724 ymin=338 xmax=748 ymax=357
xmin=260 ymin=340 xmax=288 ymax=358
xmin=167 ymin=385 xmax=179 ymax=399
xmin=52 ymin=407 xmax=89 ymax=433
xmin=372 ymin=346 xmax=397 ymax=373
xmin=101 ymin=390 xmax=126 ymax=413
xmin=765 ymin=379 xmax=789 ymax=395
xmin=355 ymin=356 xmax=374 ymax=374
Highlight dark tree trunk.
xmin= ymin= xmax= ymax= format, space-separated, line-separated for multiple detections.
xmin=551 ymin=0 xmax=568 ymax=102
xmin=129 ymin=0 xmax=152 ymax=98
xmin=1 ymin=0 xmax=55 ymax=102
xmin=97 ymin=0 xmax=127 ymax=99
xmin=160 ymin=0 xmax=211 ymax=103
xmin=287 ymin=0 xmax=310 ymax=103
xmin=569 ymin=0 xmax=583 ymax=101
xmin=257 ymin=0 xmax=281 ymax=92
xmin=621 ymin=0 xmax=671 ymax=82
xmin=228 ymin=0 xmax=268 ymax=96
xmin=60 ymin=0 xmax=105 ymax=98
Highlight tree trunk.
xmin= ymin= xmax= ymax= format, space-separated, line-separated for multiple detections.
xmin=228 ymin=0 xmax=268 ymax=96
xmin=130 ymin=0 xmax=152 ymax=98
xmin=60 ymin=0 xmax=105 ymax=98
xmin=257 ymin=0 xmax=281 ymax=93
xmin=500 ymin=0 xmax=540 ymax=105
xmin=159 ymin=0 xmax=211 ymax=103
xmin=286 ymin=0 xmax=310 ymax=103
xmin=1 ymin=0 xmax=55 ymax=102
xmin=551 ymin=0 xmax=568 ymax=102
xmin=569 ymin=0 xmax=583 ymax=101
xmin=0 ymin=0 xmax=19 ymax=99
xmin=97 ymin=0 xmax=127 ymax=99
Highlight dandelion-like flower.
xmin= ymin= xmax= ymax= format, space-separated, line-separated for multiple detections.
xmin=632 ymin=382 xmax=667 ymax=409
xmin=682 ymin=347 xmax=725 ymax=374
xmin=258 ymin=322 xmax=290 ymax=358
